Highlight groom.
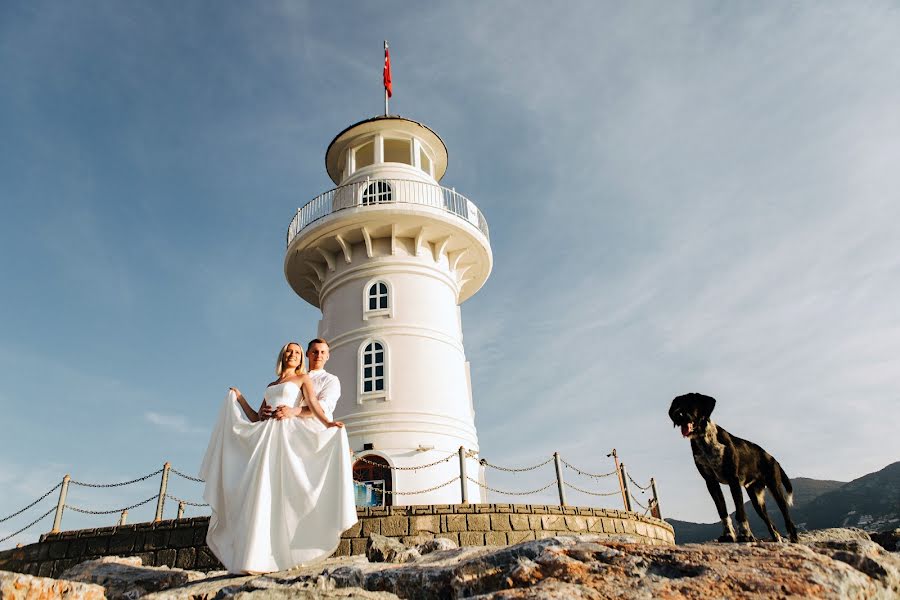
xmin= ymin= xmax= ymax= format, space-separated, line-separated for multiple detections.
xmin=264 ymin=338 xmax=342 ymax=421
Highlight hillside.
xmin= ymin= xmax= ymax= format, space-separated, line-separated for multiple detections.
xmin=668 ymin=461 xmax=900 ymax=543
xmin=800 ymin=462 xmax=900 ymax=532
xmin=789 ymin=477 xmax=847 ymax=507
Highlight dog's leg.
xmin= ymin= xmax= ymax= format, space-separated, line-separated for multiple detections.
xmin=705 ymin=477 xmax=736 ymax=542
xmin=768 ymin=476 xmax=799 ymax=543
xmin=747 ymin=482 xmax=781 ymax=542
xmin=728 ymin=480 xmax=755 ymax=542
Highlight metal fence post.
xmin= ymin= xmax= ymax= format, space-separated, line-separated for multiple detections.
xmin=119 ymin=510 xmax=128 ymax=526
xmin=553 ymin=452 xmax=567 ymax=506
xmin=177 ymin=502 xmax=186 ymax=519
xmin=51 ymin=475 xmax=70 ymax=533
xmin=154 ymin=462 xmax=171 ymax=522
xmin=620 ymin=463 xmax=633 ymax=512
xmin=608 ymin=448 xmax=628 ymax=511
xmin=650 ymin=477 xmax=662 ymax=519
xmin=458 ymin=447 xmax=468 ymax=504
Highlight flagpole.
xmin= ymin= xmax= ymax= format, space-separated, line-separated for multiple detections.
xmin=384 ymin=40 xmax=389 ymax=116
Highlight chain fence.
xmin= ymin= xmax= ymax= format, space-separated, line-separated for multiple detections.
xmin=626 ymin=471 xmax=653 ymax=491
xmin=560 ymin=458 xmax=618 ymax=479
xmin=1 ymin=448 xmax=661 ymax=546
xmin=630 ymin=493 xmax=652 ymax=516
xmin=563 ymin=481 xmax=622 ymax=497
xmin=351 ymin=451 xmax=457 ymax=471
xmin=165 ymin=494 xmax=209 ymax=507
xmin=353 ymin=477 xmax=460 ymax=496
xmin=0 ymin=508 xmax=56 ymax=545
xmin=66 ymin=495 xmax=159 ymax=516
xmin=477 ymin=456 xmax=554 ymax=473
xmin=70 ymin=469 xmax=164 ymax=489
xmin=170 ymin=468 xmax=205 ymax=483
xmin=0 ymin=482 xmax=61 ymax=524
xmin=467 ymin=476 xmax=558 ymax=496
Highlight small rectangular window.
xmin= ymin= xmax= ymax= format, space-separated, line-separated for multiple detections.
xmin=355 ymin=141 xmax=374 ymax=170
xmin=364 ymin=367 xmax=372 ymax=378
xmin=384 ymin=138 xmax=411 ymax=164
xmin=375 ymin=365 xmax=383 ymax=377
xmin=369 ymin=297 xmax=377 ymax=310
xmin=375 ymin=379 xmax=384 ymax=391
xmin=364 ymin=381 xmax=373 ymax=393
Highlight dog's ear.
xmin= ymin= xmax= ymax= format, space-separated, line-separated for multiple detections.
xmin=668 ymin=398 xmax=679 ymax=421
xmin=696 ymin=394 xmax=716 ymax=419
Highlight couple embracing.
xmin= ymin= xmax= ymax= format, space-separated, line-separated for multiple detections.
xmin=199 ymin=339 xmax=358 ymax=574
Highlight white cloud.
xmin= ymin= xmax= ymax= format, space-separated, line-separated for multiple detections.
xmin=144 ymin=412 xmax=204 ymax=435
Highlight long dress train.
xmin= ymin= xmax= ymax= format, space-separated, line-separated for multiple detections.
xmin=199 ymin=382 xmax=357 ymax=573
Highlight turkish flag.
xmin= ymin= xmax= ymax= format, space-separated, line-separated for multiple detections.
xmin=384 ymin=47 xmax=393 ymax=98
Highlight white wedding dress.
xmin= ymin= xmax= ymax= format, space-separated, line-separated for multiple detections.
xmin=199 ymin=381 xmax=357 ymax=573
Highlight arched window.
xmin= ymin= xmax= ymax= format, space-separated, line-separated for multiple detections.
xmin=362 ymin=181 xmax=392 ymax=205
xmin=359 ymin=340 xmax=387 ymax=401
xmin=369 ymin=281 xmax=388 ymax=310
xmin=362 ymin=278 xmax=393 ymax=319
xmin=353 ymin=455 xmax=392 ymax=507
xmin=363 ymin=279 xmax=392 ymax=319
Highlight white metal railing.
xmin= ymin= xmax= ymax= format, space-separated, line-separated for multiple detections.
xmin=286 ymin=178 xmax=490 ymax=247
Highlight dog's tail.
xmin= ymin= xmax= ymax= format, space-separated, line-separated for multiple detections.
xmin=779 ymin=464 xmax=794 ymax=506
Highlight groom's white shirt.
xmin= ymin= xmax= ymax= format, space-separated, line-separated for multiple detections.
xmin=308 ymin=369 xmax=341 ymax=420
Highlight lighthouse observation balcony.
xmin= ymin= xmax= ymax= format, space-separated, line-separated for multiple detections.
xmin=286 ymin=178 xmax=490 ymax=248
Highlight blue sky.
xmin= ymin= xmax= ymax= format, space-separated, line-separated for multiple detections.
xmin=2 ymin=2 xmax=900 ymax=547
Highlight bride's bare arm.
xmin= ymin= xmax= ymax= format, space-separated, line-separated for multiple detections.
xmin=231 ymin=387 xmax=259 ymax=422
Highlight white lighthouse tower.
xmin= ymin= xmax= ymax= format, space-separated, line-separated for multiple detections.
xmin=284 ymin=115 xmax=492 ymax=505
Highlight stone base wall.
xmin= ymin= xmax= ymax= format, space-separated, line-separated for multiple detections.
xmin=0 ymin=504 xmax=674 ymax=577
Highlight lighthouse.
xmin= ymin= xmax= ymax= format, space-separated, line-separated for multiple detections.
xmin=284 ymin=115 xmax=492 ymax=505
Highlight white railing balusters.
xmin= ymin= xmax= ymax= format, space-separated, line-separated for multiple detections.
xmin=286 ymin=179 xmax=490 ymax=247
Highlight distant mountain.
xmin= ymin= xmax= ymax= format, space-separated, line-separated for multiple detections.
xmin=799 ymin=462 xmax=900 ymax=532
xmin=788 ymin=477 xmax=846 ymax=508
xmin=667 ymin=461 xmax=899 ymax=543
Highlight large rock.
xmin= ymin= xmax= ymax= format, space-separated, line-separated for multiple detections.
xmin=142 ymin=555 xmax=397 ymax=600
xmin=799 ymin=527 xmax=872 ymax=543
xmin=334 ymin=534 xmax=900 ymax=599
xmin=806 ymin=539 xmax=900 ymax=594
xmin=14 ymin=531 xmax=900 ymax=599
xmin=871 ymin=528 xmax=900 ymax=552
xmin=0 ymin=569 xmax=105 ymax=599
xmin=415 ymin=538 xmax=458 ymax=556
xmin=59 ymin=555 xmax=206 ymax=599
xmin=365 ymin=534 xmax=420 ymax=564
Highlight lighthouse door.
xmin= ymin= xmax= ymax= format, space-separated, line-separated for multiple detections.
xmin=353 ymin=455 xmax=393 ymax=507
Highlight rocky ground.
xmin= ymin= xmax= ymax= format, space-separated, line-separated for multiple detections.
xmin=2 ymin=529 xmax=898 ymax=599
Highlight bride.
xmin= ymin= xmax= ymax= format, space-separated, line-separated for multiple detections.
xmin=200 ymin=341 xmax=358 ymax=574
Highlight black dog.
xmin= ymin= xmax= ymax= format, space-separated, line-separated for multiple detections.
xmin=669 ymin=393 xmax=799 ymax=543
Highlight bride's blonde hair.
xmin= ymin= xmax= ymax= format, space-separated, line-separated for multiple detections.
xmin=275 ymin=342 xmax=306 ymax=377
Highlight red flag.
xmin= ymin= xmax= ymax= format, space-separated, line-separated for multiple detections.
xmin=383 ymin=46 xmax=393 ymax=98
